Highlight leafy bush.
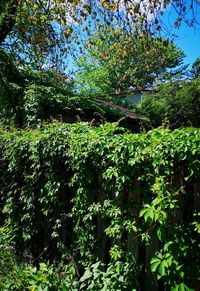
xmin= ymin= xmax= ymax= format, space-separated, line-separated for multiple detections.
xmin=0 ymin=247 xmax=79 ymax=290
xmin=78 ymin=259 xmax=139 ymax=290
xmin=138 ymin=78 xmax=200 ymax=128
xmin=0 ymin=249 xmax=137 ymax=290
xmin=0 ymin=49 xmax=74 ymax=127
xmin=0 ymin=122 xmax=200 ymax=290
xmin=0 ymin=49 xmax=139 ymax=129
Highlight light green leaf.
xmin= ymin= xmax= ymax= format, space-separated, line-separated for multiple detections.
xmin=80 ymin=269 xmax=92 ymax=282
xmin=151 ymin=261 xmax=161 ymax=272
xmin=91 ymin=261 xmax=101 ymax=269
xmin=158 ymin=262 xmax=166 ymax=276
xmin=157 ymin=227 xmax=166 ymax=242
xmin=150 ymin=256 xmax=161 ymax=264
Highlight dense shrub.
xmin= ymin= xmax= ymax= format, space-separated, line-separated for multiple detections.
xmin=0 ymin=122 xmax=200 ymax=290
xmin=0 ymin=49 xmax=138 ymax=129
xmin=0 ymin=247 xmax=78 ymax=290
xmin=138 ymin=78 xmax=200 ymax=128
xmin=0 ymin=248 xmax=138 ymax=290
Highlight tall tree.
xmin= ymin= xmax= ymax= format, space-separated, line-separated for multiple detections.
xmin=76 ymin=29 xmax=185 ymax=97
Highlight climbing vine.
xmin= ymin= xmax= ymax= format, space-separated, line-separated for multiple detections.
xmin=0 ymin=122 xmax=199 ymax=290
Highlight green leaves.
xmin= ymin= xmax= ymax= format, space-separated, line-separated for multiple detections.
xmin=139 ymin=78 xmax=200 ymax=129
xmin=140 ymin=205 xmax=154 ymax=225
xmin=150 ymin=256 xmax=162 ymax=272
xmin=0 ymin=123 xmax=199 ymax=290
xmin=150 ymin=252 xmax=173 ymax=279
xmin=76 ymin=29 xmax=184 ymax=98
xmin=156 ymin=226 xmax=166 ymax=242
xmin=172 ymin=283 xmax=194 ymax=291
xmin=80 ymin=269 xmax=92 ymax=282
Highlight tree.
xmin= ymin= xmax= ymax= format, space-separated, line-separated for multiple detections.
xmin=0 ymin=0 xmax=199 ymax=69
xmin=75 ymin=29 xmax=185 ymax=98
xmin=0 ymin=0 xmax=19 ymax=45
xmin=0 ymin=48 xmax=74 ymax=126
xmin=191 ymin=58 xmax=200 ymax=79
xmin=137 ymin=78 xmax=200 ymax=128
xmin=0 ymin=0 xmax=73 ymax=69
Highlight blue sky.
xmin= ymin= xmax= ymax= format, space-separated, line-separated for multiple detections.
xmin=174 ymin=25 xmax=200 ymax=66
xmin=67 ymin=3 xmax=200 ymax=73
xmin=161 ymin=2 xmax=200 ymax=67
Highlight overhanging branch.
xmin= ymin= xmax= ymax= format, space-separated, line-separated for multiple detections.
xmin=0 ymin=0 xmax=20 ymax=45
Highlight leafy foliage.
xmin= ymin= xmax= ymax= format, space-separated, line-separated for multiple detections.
xmin=191 ymin=58 xmax=200 ymax=79
xmin=0 ymin=123 xmax=199 ymax=289
xmin=1 ymin=0 xmax=199 ymax=74
xmin=138 ymin=77 xmax=200 ymax=129
xmin=0 ymin=0 xmax=199 ymax=69
xmin=76 ymin=29 xmax=185 ymax=97
xmin=0 ymin=49 xmax=134 ymax=128
xmin=0 ymin=247 xmax=80 ymax=290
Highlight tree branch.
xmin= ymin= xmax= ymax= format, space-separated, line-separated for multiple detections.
xmin=0 ymin=0 xmax=20 ymax=45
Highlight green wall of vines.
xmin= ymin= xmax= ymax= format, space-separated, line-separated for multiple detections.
xmin=0 ymin=122 xmax=200 ymax=290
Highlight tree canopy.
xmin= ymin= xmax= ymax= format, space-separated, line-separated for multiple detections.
xmin=191 ymin=58 xmax=200 ymax=79
xmin=0 ymin=0 xmax=199 ymax=69
xmin=76 ymin=28 xmax=185 ymax=97
xmin=137 ymin=60 xmax=200 ymax=128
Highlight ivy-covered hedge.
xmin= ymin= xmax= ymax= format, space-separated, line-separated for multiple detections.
xmin=0 ymin=122 xmax=200 ymax=290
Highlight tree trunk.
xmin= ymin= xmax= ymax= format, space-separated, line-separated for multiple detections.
xmin=0 ymin=0 xmax=19 ymax=45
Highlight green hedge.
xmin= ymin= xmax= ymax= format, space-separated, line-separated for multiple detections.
xmin=0 ymin=122 xmax=200 ymax=290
